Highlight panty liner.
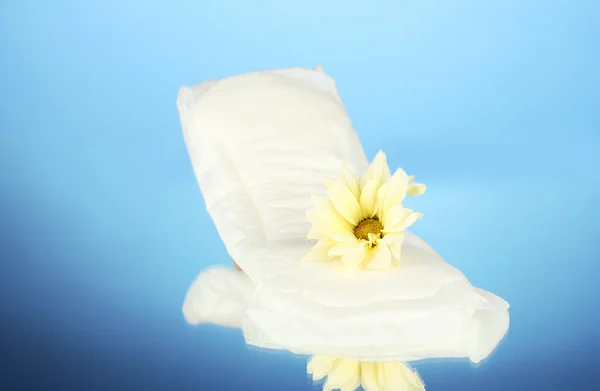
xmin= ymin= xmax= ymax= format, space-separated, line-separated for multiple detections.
xmin=178 ymin=66 xmax=509 ymax=364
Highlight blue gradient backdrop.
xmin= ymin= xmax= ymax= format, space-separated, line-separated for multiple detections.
xmin=1 ymin=1 xmax=599 ymax=390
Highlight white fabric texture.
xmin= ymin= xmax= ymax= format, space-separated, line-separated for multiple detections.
xmin=177 ymin=66 xmax=509 ymax=364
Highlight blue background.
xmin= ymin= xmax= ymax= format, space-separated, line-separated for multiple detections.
xmin=1 ymin=1 xmax=599 ymax=390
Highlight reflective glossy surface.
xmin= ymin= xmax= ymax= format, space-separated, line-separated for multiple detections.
xmin=1 ymin=1 xmax=598 ymax=390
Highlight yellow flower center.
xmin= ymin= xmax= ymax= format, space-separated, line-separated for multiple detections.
xmin=354 ymin=218 xmax=383 ymax=241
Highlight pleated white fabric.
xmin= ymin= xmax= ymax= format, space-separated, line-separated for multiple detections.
xmin=178 ymin=66 xmax=509 ymax=364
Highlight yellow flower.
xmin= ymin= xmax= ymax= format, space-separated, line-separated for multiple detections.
xmin=302 ymin=151 xmax=426 ymax=271
xmin=307 ymin=355 xmax=425 ymax=391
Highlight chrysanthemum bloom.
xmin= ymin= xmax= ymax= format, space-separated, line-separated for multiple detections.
xmin=308 ymin=355 xmax=425 ymax=391
xmin=303 ymin=151 xmax=426 ymax=271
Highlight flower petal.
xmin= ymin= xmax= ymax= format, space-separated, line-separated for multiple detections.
xmin=306 ymin=208 xmax=353 ymax=239
xmin=360 ymin=363 xmax=380 ymax=391
xmin=407 ymin=183 xmax=426 ymax=197
xmin=414 ymin=373 xmax=425 ymax=389
xmin=328 ymin=182 xmax=362 ymax=226
xmin=360 ymin=151 xmax=391 ymax=190
xmin=323 ymin=359 xmax=360 ymax=391
xmin=396 ymin=363 xmax=425 ymax=389
xmin=376 ymin=181 xmax=391 ymax=220
xmin=311 ymin=194 xmax=331 ymax=209
xmin=331 ymin=231 xmax=359 ymax=243
xmin=367 ymin=232 xmax=379 ymax=246
xmin=329 ymin=240 xmax=368 ymax=265
xmin=381 ymin=362 xmax=410 ymax=391
xmin=301 ymin=239 xmax=337 ymax=262
xmin=377 ymin=363 xmax=387 ymax=390
xmin=328 ymin=242 xmax=356 ymax=257
xmin=365 ymin=244 xmax=392 ymax=270
xmin=380 ymin=232 xmax=405 ymax=261
xmin=343 ymin=262 xmax=362 ymax=273
xmin=381 ymin=168 xmax=409 ymax=217
xmin=396 ymin=209 xmax=423 ymax=231
xmin=307 ymin=355 xmax=339 ymax=381
xmin=323 ymin=177 xmax=336 ymax=190
xmin=360 ymin=180 xmax=379 ymax=218
xmin=344 ymin=251 xmax=368 ymax=269
xmin=381 ymin=205 xmax=404 ymax=230
xmin=341 ymin=164 xmax=361 ymax=199
xmin=340 ymin=371 xmax=361 ymax=391
xmin=383 ymin=208 xmax=422 ymax=233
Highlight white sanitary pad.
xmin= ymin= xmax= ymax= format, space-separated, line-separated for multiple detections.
xmin=178 ymin=65 xmax=509 ymax=364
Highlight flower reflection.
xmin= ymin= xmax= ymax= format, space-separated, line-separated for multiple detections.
xmin=308 ymin=355 xmax=425 ymax=391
